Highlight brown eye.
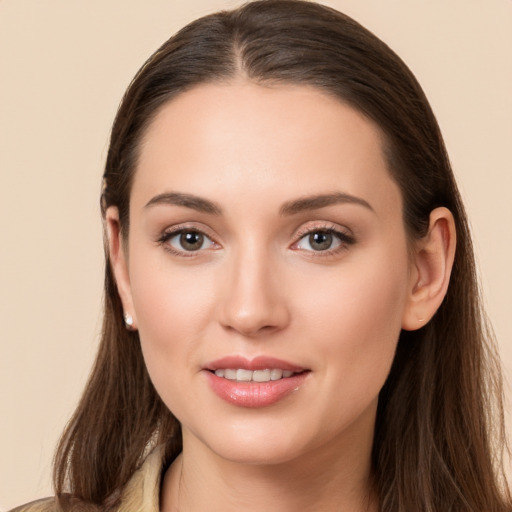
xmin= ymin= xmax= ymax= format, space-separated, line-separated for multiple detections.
xmin=162 ymin=229 xmax=214 ymax=253
xmin=308 ymin=231 xmax=333 ymax=251
xmin=179 ymin=231 xmax=204 ymax=251
xmin=294 ymin=227 xmax=354 ymax=254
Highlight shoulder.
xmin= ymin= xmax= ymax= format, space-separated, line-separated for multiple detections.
xmin=9 ymin=495 xmax=106 ymax=512
xmin=9 ymin=444 xmax=167 ymax=512
xmin=8 ymin=497 xmax=59 ymax=512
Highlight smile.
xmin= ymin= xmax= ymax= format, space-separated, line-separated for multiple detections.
xmin=213 ymin=368 xmax=297 ymax=382
xmin=204 ymin=356 xmax=310 ymax=407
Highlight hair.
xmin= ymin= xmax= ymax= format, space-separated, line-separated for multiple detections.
xmin=53 ymin=1 xmax=510 ymax=510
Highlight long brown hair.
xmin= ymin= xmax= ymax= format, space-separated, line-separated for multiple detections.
xmin=54 ymin=1 xmax=511 ymax=510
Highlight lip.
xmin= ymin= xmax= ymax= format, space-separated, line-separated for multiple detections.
xmin=205 ymin=355 xmax=305 ymax=372
xmin=203 ymin=356 xmax=310 ymax=408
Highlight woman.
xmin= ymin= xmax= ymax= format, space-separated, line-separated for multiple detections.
xmin=12 ymin=0 xmax=510 ymax=511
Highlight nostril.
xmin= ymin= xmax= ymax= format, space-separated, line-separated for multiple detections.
xmin=222 ymin=322 xmax=281 ymax=337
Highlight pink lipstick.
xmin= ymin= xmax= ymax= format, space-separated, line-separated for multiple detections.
xmin=203 ymin=356 xmax=310 ymax=408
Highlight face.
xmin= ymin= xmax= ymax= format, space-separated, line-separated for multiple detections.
xmin=110 ymin=82 xmax=418 ymax=468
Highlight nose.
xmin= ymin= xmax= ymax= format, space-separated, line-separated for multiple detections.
xmin=218 ymin=245 xmax=290 ymax=338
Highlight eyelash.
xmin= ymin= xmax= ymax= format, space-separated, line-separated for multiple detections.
xmin=292 ymin=224 xmax=355 ymax=256
xmin=157 ymin=223 xmax=355 ymax=257
xmin=157 ymin=225 xmax=219 ymax=257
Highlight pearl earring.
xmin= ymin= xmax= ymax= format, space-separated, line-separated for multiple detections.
xmin=124 ymin=313 xmax=134 ymax=329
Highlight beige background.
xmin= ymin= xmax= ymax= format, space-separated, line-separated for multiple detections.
xmin=1 ymin=0 xmax=511 ymax=509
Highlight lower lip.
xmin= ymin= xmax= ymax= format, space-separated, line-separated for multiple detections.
xmin=204 ymin=371 xmax=309 ymax=408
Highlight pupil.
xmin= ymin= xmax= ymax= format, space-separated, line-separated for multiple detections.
xmin=180 ymin=232 xmax=203 ymax=251
xmin=310 ymin=231 xmax=332 ymax=251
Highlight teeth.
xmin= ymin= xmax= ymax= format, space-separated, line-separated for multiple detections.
xmin=224 ymin=369 xmax=237 ymax=380
xmin=213 ymin=368 xmax=298 ymax=382
xmin=236 ymin=369 xmax=253 ymax=381
xmin=253 ymin=369 xmax=271 ymax=382
xmin=270 ymin=369 xmax=283 ymax=380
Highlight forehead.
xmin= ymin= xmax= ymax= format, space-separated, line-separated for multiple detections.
xmin=132 ymin=81 xmax=401 ymax=217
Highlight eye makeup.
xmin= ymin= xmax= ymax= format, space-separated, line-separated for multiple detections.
xmin=156 ymin=220 xmax=356 ymax=260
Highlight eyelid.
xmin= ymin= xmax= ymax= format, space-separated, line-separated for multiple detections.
xmin=156 ymin=221 xmax=355 ymax=257
xmin=291 ymin=222 xmax=355 ymax=254
xmin=157 ymin=223 xmax=221 ymax=256
xmin=293 ymin=221 xmax=354 ymax=240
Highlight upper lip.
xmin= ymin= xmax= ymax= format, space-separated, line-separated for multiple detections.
xmin=205 ymin=356 xmax=306 ymax=372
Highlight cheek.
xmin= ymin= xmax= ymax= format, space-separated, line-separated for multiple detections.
xmin=287 ymin=252 xmax=410 ymax=444
xmin=128 ymin=254 xmax=217 ymax=378
xmin=128 ymin=264 xmax=217 ymax=421
xmin=295 ymin=247 xmax=410 ymax=383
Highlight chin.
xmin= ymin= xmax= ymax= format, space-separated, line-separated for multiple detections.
xmin=212 ymin=438 xmax=308 ymax=466
xmin=185 ymin=416 xmax=331 ymax=467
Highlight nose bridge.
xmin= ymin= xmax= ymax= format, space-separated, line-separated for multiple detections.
xmin=219 ymin=238 xmax=289 ymax=336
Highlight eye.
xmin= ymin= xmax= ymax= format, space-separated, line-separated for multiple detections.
xmin=294 ymin=227 xmax=354 ymax=253
xmin=160 ymin=229 xmax=216 ymax=254
xmin=296 ymin=230 xmax=340 ymax=251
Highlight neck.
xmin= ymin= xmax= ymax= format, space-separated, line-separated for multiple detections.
xmin=161 ymin=426 xmax=378 ymax=512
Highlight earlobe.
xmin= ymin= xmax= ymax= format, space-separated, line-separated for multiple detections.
xmin=402 ymin=207 xmax=456 ymax=331
xmin=105 ymin=207 xmax=138 ymax=330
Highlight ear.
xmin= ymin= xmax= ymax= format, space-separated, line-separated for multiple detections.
xmin=105 ymin=206 xmax=137 ymax=330
xmin=402 ymin=207 xmax=456 ymax=331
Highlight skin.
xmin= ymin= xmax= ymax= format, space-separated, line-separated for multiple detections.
xmin=108 ymin=81 xmax=455 ymax=511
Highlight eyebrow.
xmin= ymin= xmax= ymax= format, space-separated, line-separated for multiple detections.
xmin=144 ymin=191 xmax=373 ymax=216
xmin=279 ymin=192 xmax=374 ymax=216
xmin=144 ymin=192 xmax=222 ymax=215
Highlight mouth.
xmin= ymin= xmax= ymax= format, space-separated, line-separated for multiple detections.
xmin=203 ymin=356 xmax=310 ymax=408
xmin=205 ymin=355 xmax=308 ymax=377
xmin=211 ymin=368 xmax=303 ymax=382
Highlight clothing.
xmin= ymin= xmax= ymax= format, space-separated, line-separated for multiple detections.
xmin=9 ymin=445 xmax=165 ymax=512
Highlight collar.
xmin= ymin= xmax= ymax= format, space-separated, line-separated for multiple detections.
xmin=118 ymin=444 xmax=166 ymax=512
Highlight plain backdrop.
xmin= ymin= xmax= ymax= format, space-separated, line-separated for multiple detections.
xmin=1 ymin=0 xmax=511 ymax=509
